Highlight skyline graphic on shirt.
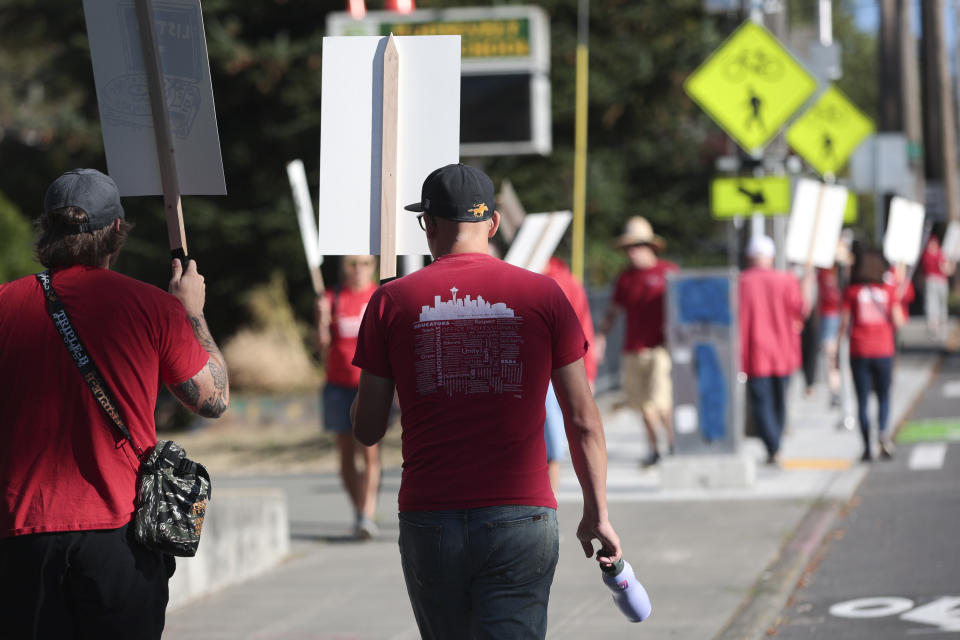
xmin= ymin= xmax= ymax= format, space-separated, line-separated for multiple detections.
xmin=419 ymin=287 xmax=516 ymax=322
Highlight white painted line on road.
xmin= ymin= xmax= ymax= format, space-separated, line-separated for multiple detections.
xmin=941 ymin=380 xmax=960 ymax=398
xmin=908 ymin=443 xmax=948 ymax=470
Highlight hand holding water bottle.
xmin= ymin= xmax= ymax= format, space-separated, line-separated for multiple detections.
xmin=599 ymin=549 xmax=652 ymax=622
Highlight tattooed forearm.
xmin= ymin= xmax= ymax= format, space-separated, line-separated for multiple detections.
xmin=175 ymin=313 xmax=230 ymax=418
xmin=189 ymin=314 xmax=221 ymax=356
xmin=171 ymin=377 xmax=200 ymax=406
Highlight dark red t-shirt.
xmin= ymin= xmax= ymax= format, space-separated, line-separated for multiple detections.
xmin=0 ymin=266 xmax=209 ymax=538
xmin=817 ymin=267 xmax=842 ymax=317
xmin=612 ymin=260 xmax=679 ymax=352
xmin=324 ymin=283 xmax=376 ymax=388
xmin=921 ymin=246 xmax=948 ymax=281
xmin=842 ymin=283 xmax=897 ymax=358
xmin=353 ymin=253 xmax=587 ymax=512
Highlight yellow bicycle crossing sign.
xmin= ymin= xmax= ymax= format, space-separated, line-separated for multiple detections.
xmin=786 ymin=86 xmax=875 ymax=176
xmin=684 ymin=21 xmax=818 ymax=155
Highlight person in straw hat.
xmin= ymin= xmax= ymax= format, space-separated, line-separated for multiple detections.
xmin=596 ymin=216 xmax=678 ymax=467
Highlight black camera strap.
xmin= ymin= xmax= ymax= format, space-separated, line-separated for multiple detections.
xmin=35 ymin=270 xmax=145 ymax=460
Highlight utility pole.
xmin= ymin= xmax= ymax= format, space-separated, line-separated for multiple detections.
xmin=901 ymin=0 xmax=924 ymax=204
xmin=921 ymin=0 xmax=959 ymax=225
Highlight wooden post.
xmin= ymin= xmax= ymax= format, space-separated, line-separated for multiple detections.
xmin=379 ymin=35 xmax=400 ymax=282
xmin=135 ymin=0 xmax=189 ymax=260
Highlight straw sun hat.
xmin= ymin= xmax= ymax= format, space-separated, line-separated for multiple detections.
xmin=615 ymin=216 xmax=665 ymax=250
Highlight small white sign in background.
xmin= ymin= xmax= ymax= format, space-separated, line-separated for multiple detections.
xmin=942 ymin=221 xmax=960 ymax=263
xmin=785 ymin=179 xmax=848 ymax=268
xmin=83 ymin=0 xmax=226 ymax=196
xmin=884 ymin=197 xmax=925 ymax=266
xmin=504 ymin=211 xmax=573 ymax=274
xmin=318 ymin=36 xmax=460 ymax=257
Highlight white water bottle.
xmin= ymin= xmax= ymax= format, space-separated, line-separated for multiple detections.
xmin=601 ymin=558 xmax=652 ymax=622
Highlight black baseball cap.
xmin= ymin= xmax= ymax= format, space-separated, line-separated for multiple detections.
xmin=43 ymin=168 xmax=124 ymax=233
xmin=404 ymin=163 xmax=496 ymax=222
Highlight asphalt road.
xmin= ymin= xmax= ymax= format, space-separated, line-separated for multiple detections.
xmin=773 ymin=350 xmax=960 ymax=639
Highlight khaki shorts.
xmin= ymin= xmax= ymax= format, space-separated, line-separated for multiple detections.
xmin=621 ymin=347 xmax=672 ymax=413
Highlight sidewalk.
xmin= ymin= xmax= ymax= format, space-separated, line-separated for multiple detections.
xmin=163 ymin=318 xmax=946 ymax=640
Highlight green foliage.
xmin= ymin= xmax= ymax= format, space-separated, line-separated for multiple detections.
xmin=0 ymin=191 xmax=40 ymax=282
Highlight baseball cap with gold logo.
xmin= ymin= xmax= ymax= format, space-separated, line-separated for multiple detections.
xmin=404 ymin=163 xmax=495 ymax=222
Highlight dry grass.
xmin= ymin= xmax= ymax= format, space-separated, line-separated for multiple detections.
xmin=221 ymin=272 xmax=321 ymax=392
xmin=170 ymin=410 xmax=403 ymax=476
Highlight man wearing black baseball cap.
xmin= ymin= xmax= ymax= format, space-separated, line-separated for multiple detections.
xmin=352 ymin=163 xmax=622 ymax=638
xmin=0 ymin=168 xmax=229 ymax=638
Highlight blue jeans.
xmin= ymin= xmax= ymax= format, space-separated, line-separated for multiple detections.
xmin=747 ymin=375 xmax=789 ymax=457
xmin=398 ymin=505 xmax=559 ymax=639
xmin=850 ymin=356 xmax=893 ymax=447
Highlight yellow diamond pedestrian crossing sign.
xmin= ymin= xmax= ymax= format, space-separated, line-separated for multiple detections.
xmin=786 ymin=86 xmax=875 ymax=176
xmin=684 ymin=21 xmax=818 ymax=155
xmin=710 ymin=176 xmax=791 ymax=218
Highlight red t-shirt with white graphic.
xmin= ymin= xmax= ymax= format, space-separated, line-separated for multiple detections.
xmin=325 ymin=283 xmax=376 ymax=388
xmin=0 ymin=266 xmax=209 ymax=539
xmin=842 ymin=283 xmax=897 ymax=358
xmin=612 ymin=260 xmax=679 ymax=352
xmin=353 ymin=253 xmax=587 ymax=512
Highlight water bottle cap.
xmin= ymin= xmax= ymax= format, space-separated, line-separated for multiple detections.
xmin=600 ymin=558 xmax=624 ymax=575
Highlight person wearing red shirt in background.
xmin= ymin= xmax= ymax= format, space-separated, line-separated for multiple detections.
xmin=739 ymin=235 xmax=809 ymax=466
xmin=351 ymin=164 xmax=621 ymax=638
xmin=840 ymin=249 xmax=906 ymax=461
xmin=920 ymin=234 xmax=954 ymax=343
xmin=817 ymin=265 xmax=845 ymax=407
xmin=542 ymin=257 xmax=598 ymax=494
xmin=596 ymin=216 xmax=679 ymax=468
xmin=316 ymin=255 xmax=381 ymax=540
xmin=0 ymin=169 xmax=229 ymax=638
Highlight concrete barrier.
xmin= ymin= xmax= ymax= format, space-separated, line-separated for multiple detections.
xmin=168 ymin=488 xmax=290 ymax=609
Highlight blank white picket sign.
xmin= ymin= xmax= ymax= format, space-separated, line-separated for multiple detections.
xmin=785 ymin=179 xmax=848 ymax=268
xmin=504 ymin=211 xmax=573 ymax=273
xmin=884 ymin=197 xmax=925 ymax=266
xmin=942 ymin=221 xmax=960 ymax=262
xmin=318 ymin=36 xmax=461 ymax=257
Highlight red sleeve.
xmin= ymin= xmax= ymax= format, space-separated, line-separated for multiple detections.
xmin=550 ymin=282 xmax=588 ymax=370
xmin=841 ymin=285 xmax=856 ymax=314
xmin=611 ymin=272 xmax=628 ymax=307
xmin=352 ymin=287 xmax=393 ymax=378
xmin=158 ymin=297 xmax=209 ymax=385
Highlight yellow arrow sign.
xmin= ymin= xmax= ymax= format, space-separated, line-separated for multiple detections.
xmin=684 ymin=21 xmax=818 ymax=155
xmin=844 ymin=192 xmax=858 ymax=224
xmin=711 ymin=176 xmax=791 ymax=218
xmin=786 ymin=86 xmax=875 ymax=176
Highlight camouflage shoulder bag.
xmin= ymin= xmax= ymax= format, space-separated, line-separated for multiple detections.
xmin=37 ymin=271 xmax=211 ymax=557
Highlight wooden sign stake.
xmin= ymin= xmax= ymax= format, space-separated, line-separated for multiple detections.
xmin=135 ymin=0 xmax=189 ymax=261
xmin=805 ymin=182 xmax=827 ymax=270
xmin=379 ymin=35 xmax=400 ymax=282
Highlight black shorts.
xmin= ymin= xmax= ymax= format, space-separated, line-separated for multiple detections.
xmin=0 ymin=523 xmax=174 ymax=640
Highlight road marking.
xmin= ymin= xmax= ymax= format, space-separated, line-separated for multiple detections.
xmin=909 ymin=444 xmax=948 ymax=470
xmin=781 ymin=458 xmax=852 ymax=471
xmin=830 ymin=597 xmax=915 ymax=618
xmin=942 ymin=381 xmax=960 ymax=398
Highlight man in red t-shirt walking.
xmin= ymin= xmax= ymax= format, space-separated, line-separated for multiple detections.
xmin=596 ymin=216 xmax=679 ymax=467
xmin=739 ymin=235 xmax=808 ymax=465
xmin=920 ymin=234 xmax=955 ymax=343
xmin=351 ymin=164 xmax=621 ymax=639
xmin=0 ymin=169 xmax=229 ymax=638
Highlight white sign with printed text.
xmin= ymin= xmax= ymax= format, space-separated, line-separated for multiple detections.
xmin=82 ymin=0 xmax=226 ymax=196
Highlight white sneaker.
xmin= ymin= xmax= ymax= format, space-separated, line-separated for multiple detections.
xmin=355 ymin=515 xmax=379 ymax=540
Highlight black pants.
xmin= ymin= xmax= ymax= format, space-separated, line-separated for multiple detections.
xmin=0 ymin=523 xmax=174 ymax=640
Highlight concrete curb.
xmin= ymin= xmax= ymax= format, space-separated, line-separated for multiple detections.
xmin=167 ymin=488 xmax=290 ymax=610
xmin=712 ymin=465 xmax=868 ymax=640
